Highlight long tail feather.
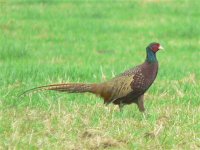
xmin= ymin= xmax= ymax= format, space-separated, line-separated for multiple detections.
xmin=19 ymin=83 xmax=97 ymax=97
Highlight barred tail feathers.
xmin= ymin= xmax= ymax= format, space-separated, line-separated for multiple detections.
xmin=47 ymin=83 xmax=97 ymax=93
xmin=19 ymin=83 xmax=99 ymax=97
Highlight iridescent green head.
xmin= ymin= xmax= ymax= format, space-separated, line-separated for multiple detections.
xmin=146 ymin=42 xmax=164 ymax=62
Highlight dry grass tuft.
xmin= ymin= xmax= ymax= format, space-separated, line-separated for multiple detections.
xmin=145 ymin=115 xmax=169 ymax=138
xmin=180 ymin=73 xmax=196 ymax=84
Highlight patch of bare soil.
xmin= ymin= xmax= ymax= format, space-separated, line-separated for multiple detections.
xmin=80 ymin=129 xmax=125 ymax=150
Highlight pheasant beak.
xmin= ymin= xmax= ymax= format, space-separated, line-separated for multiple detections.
xmin=159 ymin=45 xmax=164 ymax=50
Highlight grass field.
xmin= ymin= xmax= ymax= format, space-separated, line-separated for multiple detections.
xmin=0 ymin=0 xmax=200 ymax=149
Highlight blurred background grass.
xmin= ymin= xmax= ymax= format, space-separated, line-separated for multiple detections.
xmin=0 ymin=0 xmax=200 ymax=149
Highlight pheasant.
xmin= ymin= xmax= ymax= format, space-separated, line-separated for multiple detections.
xmin=21 ymin=42 xmax=163 ymax=112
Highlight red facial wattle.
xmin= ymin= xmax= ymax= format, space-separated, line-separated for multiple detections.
xmin=151 ymin=44 xmax=160 ymax=52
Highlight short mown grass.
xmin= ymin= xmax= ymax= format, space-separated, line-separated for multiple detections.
xmin=0 ymin=0 xmax=200 ymax=149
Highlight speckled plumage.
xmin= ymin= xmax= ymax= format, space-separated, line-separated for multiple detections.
xmin=96 ymin=61 xmax=158 ymax=111
xmin=21 ymin=42 xmax=163 ymax=112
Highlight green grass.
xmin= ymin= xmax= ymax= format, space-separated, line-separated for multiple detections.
xmin=0 ymin=0 xmax=200 ymax=149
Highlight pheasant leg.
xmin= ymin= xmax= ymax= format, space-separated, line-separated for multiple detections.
xmin=137 ymin=94 xmax=145 ymax=112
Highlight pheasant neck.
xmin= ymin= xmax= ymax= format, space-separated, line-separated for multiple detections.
xmin=145 ymin=48 xmax=157 ymax=63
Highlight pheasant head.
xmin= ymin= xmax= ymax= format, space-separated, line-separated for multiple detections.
xmin=146 ymin=42 xmax=164 ymax=63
